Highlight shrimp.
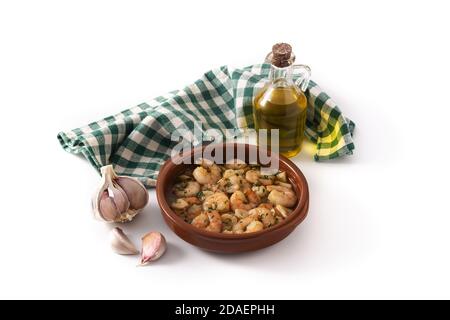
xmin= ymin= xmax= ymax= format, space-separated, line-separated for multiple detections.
xmin=227 ymin=171 xmax=251 ymax=193
xmin=193 ymin=158 xmax=221 ymax=185
xmin=191 ymin=213 xmax=208 ymax=229
xmin=245 ymin=169 xmax=275 ymax=186
xmin=170 ymin=198 xmax=189 ymax=210
xmin=183 ymin=196 xmax=201 ymax=205
xmin=234 ymin=209 xmax=249 ymax=219
xmin=232 ymin=212 xmax=259 ymax=233
xmin=249 ymin=207 xmax=275 ymax=228
xmin=223 ymin=169 xmax=245 ymax=179
xmin=205 ymin=210 xmax=222 ymax=232
xmin=186 ymin=204 xmax=202 ymax=220
xmin=202 ymin=192 xmax=230 ymax=213
xmin=221 ymin=213 xmax=238 ymax=232
xmin=173 ymin=181 xmax=201 ymax=197
xmin=245 ymin=189 xmax=261 ymax=205
xmin=240 ymin=180 xmax=252 ymax=192
xmin=252 ymin=185 xmax=268 ymax=198
xmin=220 ymin=170 xmax=247 ymax=194
xmin=197 ymin=190 xmax=214 ymax=201
xmin=191 ymin=210 xmax=222 ymax=233
xmin=258 ymin=202 xmax=274 ymax=210
xmin=230 ymin=190 xmax=260 ymax=211
xmin=201 ymin=183 xmax=220 ymax=192
xmin=245 ymin=221 xmax=264 ymax=233
xmin=225 ymin=160 xmax=247 ymax=170
xmin=267 ymin=185 xmax=297 ymax=208
xmin=245 ymin=170 xmax=260 ymax=184
xmin=170 ymin=195 xmax=200 ymax=213
xmin=217 ymin=175 xmax=242 ymax=194
xmin=258 ymin=174 xmax=276 ymax=186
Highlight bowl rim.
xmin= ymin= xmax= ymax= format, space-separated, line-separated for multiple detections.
xmin=156 ymin=143 xmax=309 ymax=240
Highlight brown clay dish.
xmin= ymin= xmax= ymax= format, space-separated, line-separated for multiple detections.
xmin=156 ymin=143 xmax=309 ymax=253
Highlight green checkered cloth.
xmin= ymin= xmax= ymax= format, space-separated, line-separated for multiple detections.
xmin=58 ymin=64 xmax=355 ymax=187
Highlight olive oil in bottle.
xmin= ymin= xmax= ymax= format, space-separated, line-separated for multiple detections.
xmin=253 ymin=43 xmax=311 ymax=158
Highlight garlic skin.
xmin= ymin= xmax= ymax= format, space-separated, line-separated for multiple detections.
xmin=92 ymin=165 xmax=149 ymax=223
xmin=140 ymin=232 xmax=167 ymax=265
xmin=110 ymin=227 xmax=139 ymax=255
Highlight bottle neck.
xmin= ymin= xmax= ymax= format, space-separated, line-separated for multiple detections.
xmin=269 ymin=64 xmax=294 ymax=83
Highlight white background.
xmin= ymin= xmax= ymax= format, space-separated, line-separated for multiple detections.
xmin=0 ymin=0 xmax=449 ymax=299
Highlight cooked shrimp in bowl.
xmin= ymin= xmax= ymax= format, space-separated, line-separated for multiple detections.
xmin=170 ymin=159 xmax=298 ymax=234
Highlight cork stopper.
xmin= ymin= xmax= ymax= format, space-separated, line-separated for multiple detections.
xmin=271 ymin=43 xmax=293 ymax=68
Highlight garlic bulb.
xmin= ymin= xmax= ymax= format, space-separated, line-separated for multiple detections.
xmin=110 ymin=227 xmax=139 ymax=255
xmin=92 ymin=165 xmax=149 ymax=222
xmin=140 ymin=232 xmax=167 ymax=265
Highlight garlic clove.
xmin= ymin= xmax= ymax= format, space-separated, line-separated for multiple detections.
xmin=110 ymin=227 xmax=139 ymax=255
xmin=99 ymin=191 xmax=120 ymax=222
xmin=116 ymin=177 xmax=149 ymax=210
xmin=111 ymin=185 xmax=130 ymax=212
xmin=140 ymin=232 xmax=167 ymax=265
xmin=98 ymin=185 xmax=130 ymax=222
xmin=110 ymin=184 xmax=130 ymax=213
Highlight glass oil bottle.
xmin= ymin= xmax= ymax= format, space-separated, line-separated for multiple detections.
xmin=253 ymin=43 xmax=311 ymax=158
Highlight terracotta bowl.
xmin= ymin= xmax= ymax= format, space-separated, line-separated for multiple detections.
xmin=156 ymin=143 xmax=309 ymax=253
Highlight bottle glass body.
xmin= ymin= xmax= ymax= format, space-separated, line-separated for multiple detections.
xmin=253 ymin=64 xmax=308 ymax=158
